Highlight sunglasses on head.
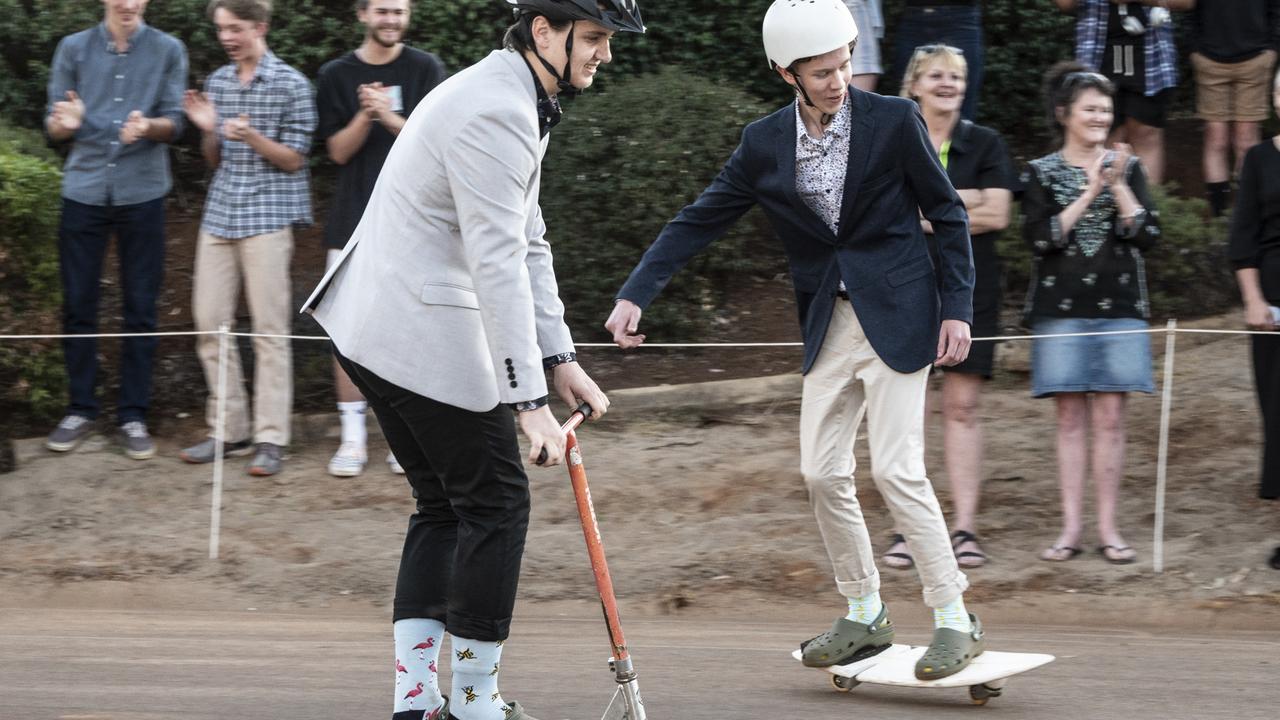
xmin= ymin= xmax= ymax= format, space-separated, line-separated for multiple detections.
xmin=915 ymin=44 xmax=963 ymax=56
xmin=1065 ymin=70 xmax=1109 ymax=84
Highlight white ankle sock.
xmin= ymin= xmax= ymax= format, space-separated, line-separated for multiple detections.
xmin=394 ymin=618 xmax=446 ymax=717
xmin=845 ymin=591 xmax=883 ymax=624
xmin=338 ymin=401 xmax=367 ymax=446
xmin=450 ymin=635 xmax=508 ymax=720
xmin=933 ymin=595 xmax=972 ymax=632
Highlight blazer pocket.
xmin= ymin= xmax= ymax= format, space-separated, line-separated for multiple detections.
xmin=420 ymin=282 xmax=480 ymax=309
xmin=885 ymin=256 xmax=933 ymax=287
xmin=859 ymin=168 xmax=898 ymax=192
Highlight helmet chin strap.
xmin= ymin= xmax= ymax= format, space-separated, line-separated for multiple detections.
xmin=788 ymin=68 xmax=834 ymax=126
xmin=532 ymin=20 xmax=579 ymax=96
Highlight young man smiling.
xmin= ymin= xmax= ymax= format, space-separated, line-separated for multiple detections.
xmin=303 ymin=2 xmax=642 ymax=718
xmin=316 ymin=0 xmax=447 ymax=478
xmin=607 ymin=0 xmax=984 ymax=681
xmin=180 ymin=0 xmax=315 ymax=476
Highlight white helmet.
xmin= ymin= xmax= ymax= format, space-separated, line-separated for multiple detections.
xmin=762 ymin=0 xmax=860 ymax=70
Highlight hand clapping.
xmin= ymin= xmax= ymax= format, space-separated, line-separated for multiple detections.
xmin=358 ymin=82 xmax=392 ymax=120
xmin=119 ymin=110 xmax=150 ymax=144
xmin=183 ymin=90 xmax=218 ymax=133
xmin=49 ymin=90 xmax=85 ymax=134
xmin=222 ymin=113 xmax=253 ymax=142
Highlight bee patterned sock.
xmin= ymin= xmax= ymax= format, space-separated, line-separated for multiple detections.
xmin=845 ymin=591 xmax=883 ymax=624
xmin=933 ymin=594 xmax=973 ymax=633
xmin=393 ymin=618 xmax=446 ymax=720
xmin=450 ymin=635 xmax=509 ymax=720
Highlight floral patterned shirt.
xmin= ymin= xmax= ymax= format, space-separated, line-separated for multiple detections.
xmin=794 ymin=96 xmax=852 ymax=235
xmin=1021 ymin=151 xmax=1160 ymax=323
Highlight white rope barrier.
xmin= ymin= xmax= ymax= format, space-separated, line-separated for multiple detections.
xmin=4 ymin=327 xmax=1276 ymax=344
xmin=2 ymin=321 xmax=1276 ymax=568
xmin=1153 ymin=320 xmax=1177 ymax=574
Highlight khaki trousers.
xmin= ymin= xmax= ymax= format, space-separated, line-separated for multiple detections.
xmin=193 ymin=228 xmax=293 ymax=446
xmin=800 ymin=300 xmax=968 ymax=608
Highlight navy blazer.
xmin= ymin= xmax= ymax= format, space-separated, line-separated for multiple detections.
xmin=617 ymin=88 xmax=974 ymax=374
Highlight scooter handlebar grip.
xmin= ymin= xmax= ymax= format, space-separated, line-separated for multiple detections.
xmin=535 ymin=403 xmax=595 ymax=465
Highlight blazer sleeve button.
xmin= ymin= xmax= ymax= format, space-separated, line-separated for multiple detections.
xmin=509 ymin=381 xmax=518 ymax=388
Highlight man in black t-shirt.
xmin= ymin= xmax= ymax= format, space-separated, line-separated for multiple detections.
xmin=316 ymin=0 xmax=446 ymax=478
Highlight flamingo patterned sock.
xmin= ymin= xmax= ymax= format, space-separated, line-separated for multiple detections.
xmin=393 ymin=618 xmax=446 ymax=720
xmin=449 ymin=635 xmax=508 ymax=720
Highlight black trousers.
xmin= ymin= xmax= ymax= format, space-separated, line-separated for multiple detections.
xmin=59 ymin=197 xmax=165 ymax=424
xmin=335 ymin=351 xmax=530 ymax=641
xmin=1255 ymin=332 xmax=1280 ymax=500
xmin=1258 ymin=251 xmax=1280 ymax=500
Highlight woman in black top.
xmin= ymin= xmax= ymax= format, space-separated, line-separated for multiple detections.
xmin=1227 ymin=70 xmax=1280 ymax=568
xmin=1022 ymin=62 xmax=1160 ymax=565
xmin=880 ymin=44 xmax=1014 ymax=570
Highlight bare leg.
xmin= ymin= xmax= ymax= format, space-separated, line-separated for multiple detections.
xmin=335 ymin=356 xmax=365 ymax=403
xmin=1126 ymin=118 xmax=1164 ymax=186
xmin=1042 ymin=393 xmax=1088 ymax=559
xmin=941 ymin=373 xmax=983 ymax=532
xmin=1202 ymin=120 xmax=1231 ymax=185
xmin=1231 ymin=121 xmax=1262 ymax=178
xmin=850 ymin=74 xmax=879 ymax=92
xmin=1090 ymin=392 xmax=1134 ymax=560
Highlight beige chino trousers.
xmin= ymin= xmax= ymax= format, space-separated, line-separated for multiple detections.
xmin=800 ymin=299 xmax=968 ymax=608
xmin=193 ymin=228 xmax=294 ymax=447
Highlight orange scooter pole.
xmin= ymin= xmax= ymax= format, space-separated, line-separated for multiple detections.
xmin=543 ymin=403 xmax=646 ymax=719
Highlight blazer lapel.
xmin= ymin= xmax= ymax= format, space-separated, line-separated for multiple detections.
xmin=836 ymin=88 xmax=875 ymax=236
xmin=775 ymin=109 xmax=839 ymax=243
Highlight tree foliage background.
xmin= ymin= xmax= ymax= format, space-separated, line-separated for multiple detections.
xmin=0 ymin=1 xmax=1238 ymax=429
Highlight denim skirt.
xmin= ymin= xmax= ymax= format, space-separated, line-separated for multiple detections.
xmin=1029 ymin=317 xmax=1156 ymax=397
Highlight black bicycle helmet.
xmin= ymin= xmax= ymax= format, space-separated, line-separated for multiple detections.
xmin=502 ymin=0 xmax=644 ymax=95
xmin=505 ymin=0 xmax=645 ymax=33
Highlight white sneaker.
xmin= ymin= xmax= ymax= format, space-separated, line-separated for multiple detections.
xmin=387 ymin=451 xmax=405 ymax=475
xmin=328 ymin=442 xmax=367 ymax=477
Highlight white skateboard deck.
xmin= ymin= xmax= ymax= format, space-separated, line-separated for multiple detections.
xmin=791 ymin=644 xmax=1054 ymax=702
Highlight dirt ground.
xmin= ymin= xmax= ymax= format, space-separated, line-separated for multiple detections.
xmin=1 ymin=311 xmax=1278 ymax=628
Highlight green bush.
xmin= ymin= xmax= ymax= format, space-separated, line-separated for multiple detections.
xmin=996 ymin=185 xmax=1236 ymax=325
xmin=1141 ymin=185 xmax=1236 ymax=320
xmin=0 ymin=124 xmax=65 ymax=425
xmin=0 ymin=1 xmax=1199 ymax=157
xmin=540 ymin=67 xmax=781 ymax=339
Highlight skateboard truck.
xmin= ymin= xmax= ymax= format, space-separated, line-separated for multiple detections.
xmin=556 ymin=403 xmax=647 ymax=720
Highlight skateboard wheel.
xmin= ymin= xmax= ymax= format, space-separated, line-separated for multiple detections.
xmin=969 ymin=683 xmax=1001 ymax=705
xmin=830 ymin=675 xmax=859 ymax=692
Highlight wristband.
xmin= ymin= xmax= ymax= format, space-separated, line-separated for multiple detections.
xmin=543 ymin=352 xmax=577 ymax=370
xmin=509 ymin=395 xmax=549 ymax=413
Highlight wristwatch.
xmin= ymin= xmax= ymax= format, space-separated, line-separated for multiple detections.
xmin=543 ymin=352 xmax=577 ymax=370
xmin=509 ymin=395 xmax=549 ymax=413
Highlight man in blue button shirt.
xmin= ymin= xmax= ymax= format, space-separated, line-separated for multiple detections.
xmin=44 ymin=0 xmax=188 ymax=460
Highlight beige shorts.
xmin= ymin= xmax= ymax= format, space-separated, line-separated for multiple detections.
xmin=1191 ymin=49 xmax=1276 ymax=122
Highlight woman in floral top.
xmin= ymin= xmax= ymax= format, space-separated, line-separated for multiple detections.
xmin=1022 ymin=62 xmax=1159 ymax=566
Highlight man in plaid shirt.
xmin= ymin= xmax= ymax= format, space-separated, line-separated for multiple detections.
xmin=180 ymin=0 xmax=315 ymax=476
xmin=1054 ymin=0 xmax=1193 ymax=185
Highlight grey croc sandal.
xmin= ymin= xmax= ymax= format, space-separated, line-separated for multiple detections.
xmin=914 ymin=613 xmax=985 ymax=680
xmin=799 ymin=604 xmax=895 ymax=667
xmin=453 ymin=701 xmax=536 ymax=720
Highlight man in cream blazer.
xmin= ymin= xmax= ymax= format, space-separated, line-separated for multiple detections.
xmin=303 ymin=2 xmax=643 ymax=719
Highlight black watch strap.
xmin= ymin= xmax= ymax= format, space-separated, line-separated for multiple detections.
xmin=509 ymin=395 xmax=549 ymax=413
xmin=542 ymin=352 xmax=577 ymax=370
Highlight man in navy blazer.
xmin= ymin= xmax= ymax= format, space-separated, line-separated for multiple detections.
xmin=607 ymin=0 xmax=985 ymax=680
